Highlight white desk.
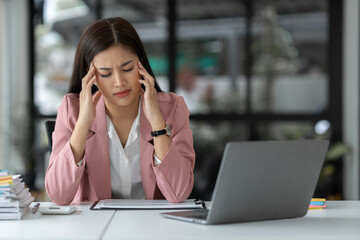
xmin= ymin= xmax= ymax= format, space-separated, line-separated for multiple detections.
xmin=2 ymin=201 xmax=360 ymax=239
xmin=103 ymin=201 xmax=360 ymax=240
xmin=1 ymin=202 xmax=115 ymax=240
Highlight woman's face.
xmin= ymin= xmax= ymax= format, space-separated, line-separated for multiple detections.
xmin=92 ymin=44 xmax=141 ymax=109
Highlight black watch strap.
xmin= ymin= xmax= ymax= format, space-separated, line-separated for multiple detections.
xmin=151 ymin=124 xmax=171 ymax=137
xmin=151 ymin=129 xmax=167 ymax=137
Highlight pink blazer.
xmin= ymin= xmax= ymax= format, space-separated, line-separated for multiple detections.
xmin=45 ymin=92 xmax=195 ymax=205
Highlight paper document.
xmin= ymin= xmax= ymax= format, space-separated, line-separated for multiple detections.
xmin=90 ymin=199 xmax=206 ymax=210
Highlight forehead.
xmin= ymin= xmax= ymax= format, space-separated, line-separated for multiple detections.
xmin=92 ymin=44 xmax=136 ymax=66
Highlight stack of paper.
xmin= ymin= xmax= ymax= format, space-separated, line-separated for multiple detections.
xmin=0 ymin=170 xmax=34 ymax=220
xmin=309 ymin=198 xmax=326 ymax=210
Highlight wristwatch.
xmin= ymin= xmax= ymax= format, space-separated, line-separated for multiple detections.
xmin=151 ymin=124 xmax=171 ymax=137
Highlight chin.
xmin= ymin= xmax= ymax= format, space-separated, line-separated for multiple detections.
xmin=113 ymin=95 xmax=138 ymax=107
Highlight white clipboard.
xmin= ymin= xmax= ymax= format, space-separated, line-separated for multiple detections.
xmin=90 ymin=199 xmax=206 ymax=210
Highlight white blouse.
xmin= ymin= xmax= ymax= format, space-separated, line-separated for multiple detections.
xmin=77 ymin=101 xmax=161 ymax=198
xmin=106 ymin=101 xmax=161 ymax=199
xmin=106 ymin=103 xmax=144 ymax=199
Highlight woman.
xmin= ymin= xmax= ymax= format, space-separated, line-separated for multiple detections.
xmin=45 ymin=17 xmax=195 ymax=205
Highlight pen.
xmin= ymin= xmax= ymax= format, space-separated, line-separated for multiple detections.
xmin=32 ymin=203 xmax=40 ymax=213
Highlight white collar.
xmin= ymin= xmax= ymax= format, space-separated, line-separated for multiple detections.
xmin=106 ymin=98 xmax=141 ymax=149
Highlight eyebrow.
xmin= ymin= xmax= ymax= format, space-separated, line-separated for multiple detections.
xmin=98 ymin=59 xmax=134 ymax=70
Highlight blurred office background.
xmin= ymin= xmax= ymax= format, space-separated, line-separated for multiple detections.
xmin=0 ymin=0 xmax=359 ymax=201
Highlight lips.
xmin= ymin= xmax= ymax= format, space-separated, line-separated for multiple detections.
xmin=114 ymin=89 xmax=131 ymax=98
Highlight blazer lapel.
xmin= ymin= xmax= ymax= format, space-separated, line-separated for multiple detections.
xmin=140 ymin=93 xmax=173 ymax=199
xmin=140 ymin=95 xmax=153 ymax=142
xmin=89 ymin=95 xmax=107 ymax=134
xmin=85 ymin=95 xmax=112 ymax=199
xmin=139 ymin=94 xmax=156 ymax=199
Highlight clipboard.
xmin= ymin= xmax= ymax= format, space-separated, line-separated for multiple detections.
xmin=90 ymin=199 xmax=206 ymax=210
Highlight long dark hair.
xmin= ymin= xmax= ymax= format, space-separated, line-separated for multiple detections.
xmin=68 ymin=17 xmax=162 ymax=93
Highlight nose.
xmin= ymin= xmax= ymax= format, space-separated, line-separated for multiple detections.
xmin=114 ymin=69 xmax=127 ymax=87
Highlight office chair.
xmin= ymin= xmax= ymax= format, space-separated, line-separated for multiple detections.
xmin=45 ymin=120 xmax=56 ymax=153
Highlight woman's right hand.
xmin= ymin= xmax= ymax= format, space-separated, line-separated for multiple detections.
xmin=70 ymin=63 xmax=102 ymax=164
xmin=78 ymin=63 xmax=102 ymax=129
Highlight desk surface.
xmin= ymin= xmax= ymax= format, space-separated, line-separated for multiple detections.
xmin=1 ymin=202 xmax=115 ymax=240
xmin=2 ymin=201 xmax=360 ymax=240
xmin=103 ymin=201 xmax=360 ymax=240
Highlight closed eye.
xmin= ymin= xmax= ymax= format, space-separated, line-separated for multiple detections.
xmin=100 ymin=73 xmax=111 ymax=78
xmin=123 ymin=66 xmax=134 ymax=73
xmin=99 ymin=66 xmax=133 ymax=78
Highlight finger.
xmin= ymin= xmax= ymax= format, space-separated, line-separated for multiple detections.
xmin=139 ymin=86 xmax=145 ymax=95
xmin=86 ymin=75 xmax=96 ymax=91
xmin=84 ymin=63 xmax=94 ymax=81
xmin=138 ymin=60 xmax=145 ymax=70
xmin=92 ymin=90 xmax=102 ymax=105
xmin=138 ymin=69 xmax=154 ymax=88
xmin=138 ymin=79 xmax=150 ymax=90
xmin=94 ymin=73 xmax=99 ymax=87
xmin=82 ymin=64 xmax=95 ymax=90
xmin=137 ymin=61 xmax=153 ymax=81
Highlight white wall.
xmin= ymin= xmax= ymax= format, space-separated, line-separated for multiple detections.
xmin=343 ymin=0 xmax=360 ymax=200
xmin=1 ymin=0 xmax=29 ymax=173
xmin=0 ymin=0 xmax=3 ymax=169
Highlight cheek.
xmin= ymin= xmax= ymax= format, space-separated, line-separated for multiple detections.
xmin=134 ymin=79 xmax=141 ymax=94
xmin=133 ymin=70 xmax=141 ymax=80
xmin=96 ymin=78 xmax=111 ymax=94
xmin=131 ymin=72 xmax=141 ymax=88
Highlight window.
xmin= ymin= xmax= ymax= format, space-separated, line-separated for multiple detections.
xmin=251 ymin=0 xmax=328 ymax=113
xmin=31 ymin=0 xmax=343 ymax=200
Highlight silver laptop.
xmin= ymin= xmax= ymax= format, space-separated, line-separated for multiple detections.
xmin=160 ymin=140 xmax=329 ymax=225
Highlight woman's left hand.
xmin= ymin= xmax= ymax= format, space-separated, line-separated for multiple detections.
xmin=138 ymin=60 xmax=165 ymax=130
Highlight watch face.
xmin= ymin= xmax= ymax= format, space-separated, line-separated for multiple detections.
xmin=166 ymin=124 xmax=171 ymax=136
